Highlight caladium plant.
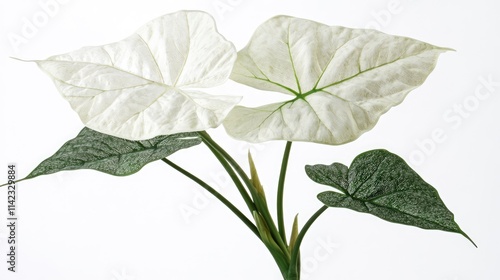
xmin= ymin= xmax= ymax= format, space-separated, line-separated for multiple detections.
xmin=34 ymin=11 xmax=240 ymax=140
xmin=2 ymin=10 xmax=475 ymax=280
xmin=226 ymin=15 xmax=450 ymax=145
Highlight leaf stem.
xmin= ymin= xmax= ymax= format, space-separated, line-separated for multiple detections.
xmin=277 ymin=141 xmax=293 ymax=243
xmin=161 ymin=158 xmax=260 ymax=238
xmin=0 ymin=178 xmax=27 ymax=188
xmin=198 ymin=131 xmax=291 ymax=259
xmin=287 ymin=205 xmax=328 ymax=279
xmin=198 ymin=132 xmax=257 ymax=214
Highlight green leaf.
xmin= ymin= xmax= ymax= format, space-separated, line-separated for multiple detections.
xmin=33 ymin=11 xmax=240 ymax=141
xmin=307 ymin=149 xmax=475 ymax=246
xmin=224 ymin=15 xmax=450 ymax=145
xmin=23 ymin=127 xmax=201 ymax=180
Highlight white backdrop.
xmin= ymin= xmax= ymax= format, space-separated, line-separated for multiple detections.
xmin=0 ymin=1 xmax=499 ymax=279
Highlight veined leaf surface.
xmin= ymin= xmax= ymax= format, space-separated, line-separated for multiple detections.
xmin=307 ymin=149 xmax=475 ymax=245
xmin=35 ymin=11 xmax=240 ymax=140
xmin=225 ymin=15 xmax=449 ymax=145
xmin=24 ymin=128 xmax=201 ymax=179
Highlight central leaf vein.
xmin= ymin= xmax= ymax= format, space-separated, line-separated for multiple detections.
xmin=286 ymin=23 xmax=302 ymax=94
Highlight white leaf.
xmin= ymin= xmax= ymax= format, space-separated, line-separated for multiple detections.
xmin=36 ymin=11 xmax=240 ymax=140
xmin=225 ymin=15 xmax=450 ymax=145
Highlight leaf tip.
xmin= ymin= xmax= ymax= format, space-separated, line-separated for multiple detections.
xmin=460 ymin=230 xmax=477 ymax=248
xmin=248 ymin=151 xmax=266 ymax=200
xmin=0 ymin=177 xmax=28 ymax=188
xmin=10 ymin=57 xmax=32 ymax=63
xmin=440 ymin=47 xmax=456 ymax=53
xmin=316 ymin=191 xmax=329 ymax=202
xmin=289 ymin=214 xmax=299 ymax=252
xmin=304 ymin=164 xmax=314 ymax=176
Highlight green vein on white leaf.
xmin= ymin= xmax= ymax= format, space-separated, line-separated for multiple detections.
xmin=226 ymin=15 xmax=450 ymax=145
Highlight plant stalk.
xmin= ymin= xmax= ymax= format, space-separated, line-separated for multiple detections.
xmin=198 ymin=132 xmax=257 ymax=215
xmin=162 ymin=158 xmax=260 ymax=238
xmin=287 ymin=205 xmax=328 ymax=280
xmin=277 ymin=141 xmax=292 ymax=243
xmin=199 ymin=132 xmax=292 ymax=267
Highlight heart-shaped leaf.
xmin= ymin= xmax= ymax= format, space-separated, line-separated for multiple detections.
xmin=21 ymin=127 xmax=201 ymax=181
xmin=34 ymin=11 xmax=240 ymax=140
xmin=224 ymin=15 xmax=450 ymax=145
xmin=306 ymin=149 xmax=475 ymax=246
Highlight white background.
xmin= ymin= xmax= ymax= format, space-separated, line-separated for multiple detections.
xmin=0 ymin=0 xmax=499 ymax=279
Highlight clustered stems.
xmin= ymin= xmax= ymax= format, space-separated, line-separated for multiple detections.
xmin=164 ymin=131 xmax=327 ymax=280
xmin=197 ymin=131 xmax=257 ymax=214
xmin=198 ymin=132 xmax=290 ymax=255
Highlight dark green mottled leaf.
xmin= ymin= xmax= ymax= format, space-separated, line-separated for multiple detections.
xmin=306 ymin=149 xmax=475 ymax=246
xmin=25 ymin=127 xmax=201 ymax=180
